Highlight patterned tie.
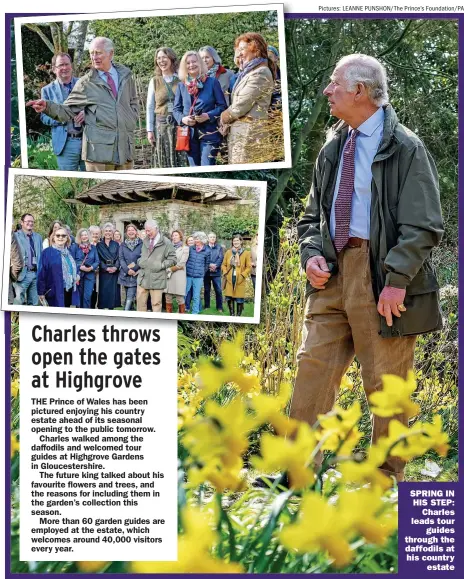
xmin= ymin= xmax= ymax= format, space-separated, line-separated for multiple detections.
xmin=334 ymin=129 xmax=360 ymax=252
xmin=105 ymin=72 xmax=118 ymax=99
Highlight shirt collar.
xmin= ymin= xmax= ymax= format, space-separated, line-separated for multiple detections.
xmin=98 ymin=65 xmax=117 ymax=80
xmin=350 ymin=106 xmax=384 ymax=137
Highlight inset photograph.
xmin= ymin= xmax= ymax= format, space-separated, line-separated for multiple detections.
xmin=2 ymin=169 xmax=266 ymax=323
xmin=15 ymin=4 xmax=290 ymax=174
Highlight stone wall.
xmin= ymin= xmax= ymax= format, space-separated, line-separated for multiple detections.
xmin=98 ymin=199 xmax=254 ymax=242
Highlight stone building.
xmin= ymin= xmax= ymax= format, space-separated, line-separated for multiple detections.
xmin=76 ymin=180 xmax=255 ymax=239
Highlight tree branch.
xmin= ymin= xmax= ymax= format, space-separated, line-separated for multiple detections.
xmin=24 ymin=23 xmax=55 ymax=54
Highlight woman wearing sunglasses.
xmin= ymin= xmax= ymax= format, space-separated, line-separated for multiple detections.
xmin=37 ymin=226 xmax=80 ymax=307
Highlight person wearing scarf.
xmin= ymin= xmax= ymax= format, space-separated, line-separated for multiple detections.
xmin=37 ymin=227 xmax=80 ymax=308
xmin=221 ymin=234 xmax=252 ymax=316
xmin=199 ymin=46 xmax=234 ymax=105
xmin=220 ymin=33 xmax=276 ymax=165
xmin=118 ymin=223 xmax=142 ymax=311
xmin=96 ymin=223 xmax=120 ymax=310
xmin=74 ymin=228 xmax=99 ymax=308
xmin=173 ymin=51 xmax=227 ymax=167
xmin=164 ymin=230 xmax=189 ymax=314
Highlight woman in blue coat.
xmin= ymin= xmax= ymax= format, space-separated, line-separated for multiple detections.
xmin=96 ymin=223 xmax=120 ymax=310
xmin=74 ymin=228 xmax=99 ymax=309
xmin=118 ymin=223 xmax=142 ymax=311
xmin=173 ymin=51 xmax=227 ymax=167
xmin=185 ymin=231 xmax=211 ymax=315
xmin=37 ymin=226 xmax=80 ymax=307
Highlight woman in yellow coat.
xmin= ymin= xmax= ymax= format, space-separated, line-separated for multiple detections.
xmin=221 ymin=234 xmax=251 ymax=316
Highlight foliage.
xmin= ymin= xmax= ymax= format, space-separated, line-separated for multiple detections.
xmin=12 ymin=175 xmax=100 ymax=236
xmin=212 ymin=212 xmax=259 ymax=240
xmin=268 ymin=18 xmax=458 ymax=239
xmin=91 ymin=12 xmax=279 ymax=76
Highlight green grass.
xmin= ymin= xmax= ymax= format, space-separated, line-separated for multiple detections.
xmin=114 ymin=302 xmax=255 ymax=317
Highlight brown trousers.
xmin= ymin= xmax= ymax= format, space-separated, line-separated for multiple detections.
xmin=85 ymin=160 xmax=134 ymax=172
xmin=136 ymin=287 xmax=163 ymax=313
xmin=290 ymin=242 xmax=416 ymax=475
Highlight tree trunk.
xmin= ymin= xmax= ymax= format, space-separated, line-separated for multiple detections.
xmin=73 ymin=21 xmax=89 ymax=73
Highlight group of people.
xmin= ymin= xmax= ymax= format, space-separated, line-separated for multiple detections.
xmin=27 ymin=33 xmax=282 ymax=169
xmin=9 ymin=213 xmax=258 ymax=316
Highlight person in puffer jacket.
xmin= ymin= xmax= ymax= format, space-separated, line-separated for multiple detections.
xmin=185 ymin=231 xmax=211 ymax=314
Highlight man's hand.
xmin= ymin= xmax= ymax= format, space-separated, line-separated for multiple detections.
xmin=305 ymin=256 xmax=331 ymax=289
xmin=377 ymin=286 xmax=407 ymax=327
xmin=147 ymin=131 xmax=155 ymax=146
xmin=26 ymin=99 xmax=47 ymax=113
xmin=74 ymin=111 xmax=85 ymax=125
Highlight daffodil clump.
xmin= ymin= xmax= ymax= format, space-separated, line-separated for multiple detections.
xmin=170 ymin=336 xmax=450 ymax=572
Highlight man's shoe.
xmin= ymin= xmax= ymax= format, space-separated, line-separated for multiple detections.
xmin=253 ymin=472 xmax=290 ymax=489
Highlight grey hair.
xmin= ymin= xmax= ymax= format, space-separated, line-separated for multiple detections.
xmin=102 ymin=222 xmax=115 ymax=231
xmin=90 ymin=37 xmax=114 ymax=53
xmin=208 ymin=232 xmax=217 ymax=237
xmin=192 ymin=231 xmax=208 ymax=244
xmin=336 ymin=54 xmax=389 ymax=107
xmin=88 ymin=225 xmax=101 ymax=234
xmin=144 ymin=220 xmax=159 ymax=230
xmin=199 ymin=46 xmax=222 ymax=65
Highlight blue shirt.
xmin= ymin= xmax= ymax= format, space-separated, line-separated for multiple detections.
xmin=97 ymin=65 xmax=119 ymax=93
xmin=330 ymin=106 xmax=384 ymax=240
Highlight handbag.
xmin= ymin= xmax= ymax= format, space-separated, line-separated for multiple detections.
xmin=175 ymin=93 xmax=199 ymax=152
xmin=176 ymin=126 xmax=190 ymax=152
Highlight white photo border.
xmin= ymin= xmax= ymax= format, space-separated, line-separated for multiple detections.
xmin=15 ymin=3 xmax=291 ymax=174
xmin=2 ymin=167 xmax=267 ymax=324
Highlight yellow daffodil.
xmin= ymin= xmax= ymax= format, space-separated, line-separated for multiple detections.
xmin=280 ymin=493 xmax=353 ymax=567
xmin=379 ymin=416 xmax=450 ymax=461
xmin=338 ymin=487 xmax=397 ymax=545
xmin=369 ymin=371 xmax=419 ymax=419
xmin=251 ymin=382 xmax=298 ymax=436
xmin=252 ymin=422 xmax=317 ymax=489
xmin=131 ymin=506 xmax=243 ymax=574
xmin=339 ymin=446 xmax=392 ymax=490
xmin=189 ymin=460 xmax=246 ymax=493
xmin=11 ymin=433 xmax=19 ymax=458
xmin=76 ymin=562 xmax=108 ymax=573
xmin=11 ymin=379 xmax=19 ymax=398
xmin=317 ymin=401 xmax=362 ymax=451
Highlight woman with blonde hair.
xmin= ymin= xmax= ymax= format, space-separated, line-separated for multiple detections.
xmin=220 ymin=33 xmax=275 ymax=164
xmin=173 ymin=51 xmax=227 ymax=166
xmin=37 ymin=226 xmax=80 ymax=307
xmin=222 ymin=234 xmax=251 ymax=316
xmin=165 ymin=230 xmax=189 ymax=314
xmin=146 ymin=47 xmax=184 ymax=168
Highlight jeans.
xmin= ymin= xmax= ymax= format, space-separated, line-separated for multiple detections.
xmin=57 ymin=137 xmax=86 ymax=171
xmin=79 ymin=275 xmax=95 ymax=308
xmin=187 ymin=140 xmax=218 ymax=167
xmin=185 ymin=277 xmax=203 ymax=314
xmin=204 ymin=273 xmax=223 ymax=310
xmin=13 ymin=270 xmax=38 ymax=305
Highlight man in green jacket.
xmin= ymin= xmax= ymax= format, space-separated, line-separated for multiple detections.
xmin=27 ymin=37 xmax=139 ymax=172
xmin=137 ymin=220 xmax=177 ymax=313
xmin=291 ymin=54 xmax=443 ymax=482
